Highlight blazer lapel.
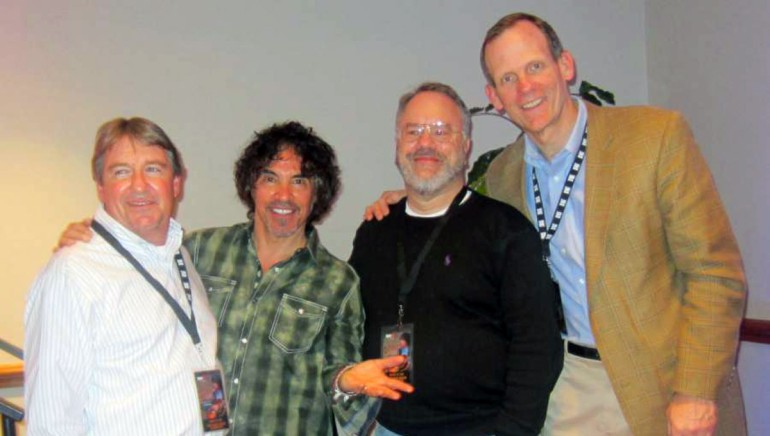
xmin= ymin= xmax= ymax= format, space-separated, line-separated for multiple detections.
xmin=491 ymin=136 xmax=531 ymax=222
xmin=511 ymin=140 xmax=531 ymax=221
xmin=583 ymin=104 xmax=617 ymax=290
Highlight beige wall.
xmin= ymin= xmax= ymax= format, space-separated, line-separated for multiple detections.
xmin=0 ymin=0 xmax=647 ymax=360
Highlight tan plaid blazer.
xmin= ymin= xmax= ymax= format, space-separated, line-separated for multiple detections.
xmin=485 ymin=102 xmax=747 ymax=435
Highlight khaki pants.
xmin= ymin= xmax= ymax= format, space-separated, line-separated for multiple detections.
xmin=543 ymin=343 xmax=631 ymax=436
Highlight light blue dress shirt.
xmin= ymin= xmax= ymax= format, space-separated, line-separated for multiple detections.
xmin=524 ymin=99 xmax=595 ymax=346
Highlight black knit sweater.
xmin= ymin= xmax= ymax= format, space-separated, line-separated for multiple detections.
xmin=350 ymin=191 xmax=563 ymax=436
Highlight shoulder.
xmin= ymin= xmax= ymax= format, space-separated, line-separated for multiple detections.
xmin=488 ymin=134 xmax=525 ymax=174
xmin=312 ymin=237 xmax=359 ymax=281
xmin=301 ymin=239 xmax=360 ymax=306
xmin=27 ymin=243 xmax=110 ymax=309
xmin=463 ymin=191 xmax=532 ymax=230
xmin=352 ymin=200 xmax=406 ymax=242
xmin=588 ymin=103 xmax=686 ymax=133
xmin=42 ymin=239 xmax=117 ymax=277
xmin=183 ymin=222 xmax=251 ymax=250
xmin=316 ymin=251 xmax=360 ymax=290
xmin=185 ymin=222 xmax=251 ymax=241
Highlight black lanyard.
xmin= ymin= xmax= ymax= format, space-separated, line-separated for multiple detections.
xmin=91 ymin=220 xmax=201 ymax=347
xmin=395 ymin=186 xmax=467 ymax=326
xmin=531 ymin=126 xmax=588 ymax=264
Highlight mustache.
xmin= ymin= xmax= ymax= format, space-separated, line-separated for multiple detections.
xmin=267 ymin=201 xmax=299 ymax=211
xmin=408 ymin=147 xmax=445 ymax=161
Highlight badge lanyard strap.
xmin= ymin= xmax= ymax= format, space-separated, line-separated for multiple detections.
xmin=396 ymin=186 xmax=467 ymax=327
xmin=532 ymin=126 xmax=588 ymax=264
xmin=91 ymin=220 xmax=201 ymax=348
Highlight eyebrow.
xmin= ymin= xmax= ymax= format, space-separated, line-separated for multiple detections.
xmin=105 ymin=160 xmax=169 ymax=171
xmin=258 ymin=168 xmax=308 ymax=178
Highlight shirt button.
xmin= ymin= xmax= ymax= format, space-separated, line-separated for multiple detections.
xmin=553 ymin=175 xmax=559 ymax=181
xmin=275 ymin=267 xmax=281 ymax=272
xmin=560 ymin=248 xmax=567 ymax=255
xmin=233 ymin=378 xmax=239 ymax=385
xmin=241 ymin=338 xmax=248 ymax=344
xmin=298 ymin=308 xmax=305 ymax=315
xmin=578 ymin=278 xmax=585 ymax=285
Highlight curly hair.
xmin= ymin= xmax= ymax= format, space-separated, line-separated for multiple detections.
xmin=234 ymin=121 xmax=341 ymax=226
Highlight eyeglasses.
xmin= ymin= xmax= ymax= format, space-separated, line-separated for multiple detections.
xmin=398 ymin=122 xmax=462 ymax=144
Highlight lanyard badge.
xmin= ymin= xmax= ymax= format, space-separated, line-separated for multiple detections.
xmin=530 ymin=126 xmax=588 ymax=334
xmin=381 ymin=187 xmax=468 ymax=384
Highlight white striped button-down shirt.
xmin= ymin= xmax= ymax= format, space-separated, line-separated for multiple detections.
xmin=24 ymin=207 xmax=218 ymax=435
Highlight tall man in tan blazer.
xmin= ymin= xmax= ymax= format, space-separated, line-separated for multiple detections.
xmin=481 ymin=12 xmax=747 ymax=436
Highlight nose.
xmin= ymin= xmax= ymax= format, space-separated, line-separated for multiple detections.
xmin=517 ymin=75 xmax=534 ymax=94
xmin=416 ymin=128 xmax=434 ymax=146
xmin=130 ymin=171 xmax=148 ymax=191
xmin=273 ymin=181 xmax=292 ymax=200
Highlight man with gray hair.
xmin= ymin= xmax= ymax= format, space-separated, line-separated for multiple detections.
xmin=25 ymin=117 xmax=219 ymax=435
xmin=349 ymin=82 xmax=563 ymax=435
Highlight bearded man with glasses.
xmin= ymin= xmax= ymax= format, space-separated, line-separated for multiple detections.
xmin=348 ymin=82 xmax=563 ymax=436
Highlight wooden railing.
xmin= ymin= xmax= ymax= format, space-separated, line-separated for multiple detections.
xmin=0 ymin=363 xmax=22 ymax=390
xmin=740 ymin=317 xmax=770 ymax=345
xmin=0 ymin=362 xmax=23 ymax=436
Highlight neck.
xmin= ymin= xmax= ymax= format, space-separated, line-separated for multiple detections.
xmin=530 ymin=99 xmax=579 ymax=161
xmin=405 ymin=178 xmax=464 ymax=215
xmin=252 ymin=228 xmax=308 ymax=272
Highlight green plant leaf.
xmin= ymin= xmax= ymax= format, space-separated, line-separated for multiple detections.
xmin=577 ymin=80 xmax=615 ymax=106
xmin=468 ymin=147 xmax=505 ymax=192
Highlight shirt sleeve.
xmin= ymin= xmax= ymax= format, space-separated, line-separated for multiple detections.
xmin=324 ymin=275 xmax=380 ymax=434
xmin=24 ymin=255 xmax=95 ymax=434
xmin=656 ymin=113 xmax=746 ymax=400
xmin=496 ymin=224 xmax=564 ymax=435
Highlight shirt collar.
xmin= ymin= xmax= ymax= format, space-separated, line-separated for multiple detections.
xmin=246 ymin=224 xmax=320 ymax=266
xmin=405 ymin=190 xmax=473 ymax=218
xmin=524 ymin=98 xmax=588 ymax=167
xmin=94 ymin=205 xmax=182 ymax=259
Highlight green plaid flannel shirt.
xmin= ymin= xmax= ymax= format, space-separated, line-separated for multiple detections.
xmin=184 ymin=223 xmax=376 ymax=435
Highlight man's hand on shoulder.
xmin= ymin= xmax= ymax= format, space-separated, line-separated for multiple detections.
xmin=363 ymin=190 xmax=406 ymax=221
xmin=667 ymin=393 xmax=717 ymax=436
xmin=55 ymin=218 xmax=94 ymax=251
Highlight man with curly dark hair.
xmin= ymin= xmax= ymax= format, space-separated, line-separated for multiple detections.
xmin=184 ymin=121 xmax=412 ymax=434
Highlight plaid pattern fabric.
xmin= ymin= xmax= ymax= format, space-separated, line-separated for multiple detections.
xmin=485 ymin=103 xmax=747 ymax=436
xmin=184 ymin=223 xmax=371 ymax=435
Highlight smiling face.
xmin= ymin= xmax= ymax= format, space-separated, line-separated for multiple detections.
xmin=483 ymin=20 xmax=578 ymax=153
xmin=96 ymin=136 xmax=181 ymax=245
xmin=396 ymin=91 xmax=470 ymax=198
xmin=251 ymin=147 xmax=314 ymax=245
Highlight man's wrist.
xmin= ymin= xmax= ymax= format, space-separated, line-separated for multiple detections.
xmin=332 ymin=364 xmax=361 ymax=402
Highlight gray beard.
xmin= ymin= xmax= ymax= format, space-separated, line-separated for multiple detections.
xmin=397 ymin=153 xmax=467 ymax=197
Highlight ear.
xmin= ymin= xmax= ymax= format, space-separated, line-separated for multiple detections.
xmin=485 ymin=83 xmax=505 ymax=112
xmin=463 ymin=137 xmax=472 ymax=159
xmin=172 ymin=173 xmax=183 ymax=199
xmin=96 ymin=182 xmax=106 ymax=204
xmin=558 ymin=50 xmax=576 ymax=82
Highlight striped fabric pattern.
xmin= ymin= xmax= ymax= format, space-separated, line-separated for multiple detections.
xmin=24 ymin=207 xmax=218 ymax=435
